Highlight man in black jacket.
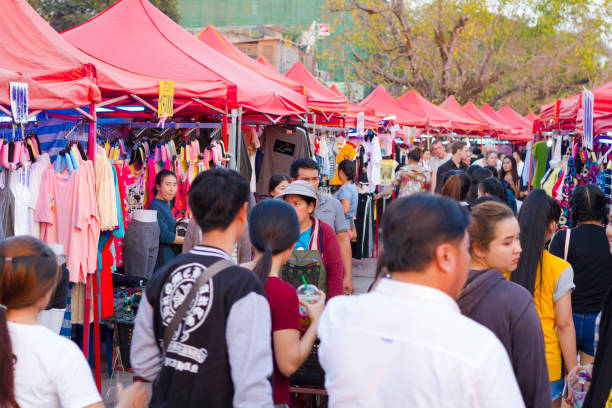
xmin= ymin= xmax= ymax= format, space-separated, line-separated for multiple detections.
xmin=131 ymin=169 xmax=273 ymax=408
xmin=435 ymin=141 xmax=469 ymax=193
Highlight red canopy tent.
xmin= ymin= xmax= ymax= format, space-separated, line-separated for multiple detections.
xmin=593 ymin=81 xmax=612 ymax=91
xmin=359 ymin=85 xmax=426 ymax=127
xmin=327 ymin=85 xmax=379 ymax=129
xmin=481 ymin=104 xmax=531 ymax=141
xmin=439 ymin=96 xmax=489 ymax=132
xmin=525 ymin=112 xmax=537 ymax=123
xmin=497 ymin=105 xmax=532 ymax=130
xmin=575 ymin=89 xmax=612 ymax=137
xmin=462 ymin=102 xmax=511 ymax=135
xmin=196 ymin=26 xmax=305 ymax=96
xmin=0 ymin=0 xmax=100 ymax=111
xmin=329 ymin=84 xmax=342 ymax=96
xmin=256 ymin=56 xmax=275 ymax=70
xmin=62 ymin=0 xmax=307 ymax=117
xmin=397 ymin=90 xmax=485 ymax=133
xmin=285 ymin=62 xmax=348 ymax=115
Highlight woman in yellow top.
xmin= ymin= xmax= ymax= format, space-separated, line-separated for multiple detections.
xmin=511 ymin=189 xmax=578 ymax=407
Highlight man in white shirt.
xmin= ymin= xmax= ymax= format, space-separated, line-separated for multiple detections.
xmin=429 ymin=140 xmax=451 ymax=192
xmin=318 ymin=194 xmax=525 ymax=408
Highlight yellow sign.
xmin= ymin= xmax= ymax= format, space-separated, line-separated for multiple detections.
xmin=158 ymin=81 xmax=175 ymax=118
xmin=380 ymin=159 xmax=395 ymax=184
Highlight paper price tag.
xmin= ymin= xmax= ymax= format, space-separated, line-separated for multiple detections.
xmin=158 ymin=81 xmax=175 ymax=118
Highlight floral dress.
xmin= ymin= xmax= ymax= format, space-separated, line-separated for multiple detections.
xmin=379 ymin=163 xmax=430 ymax=198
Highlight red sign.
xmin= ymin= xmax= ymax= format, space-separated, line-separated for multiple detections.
xmin=318 ymin=24 xmax=330 ymax=37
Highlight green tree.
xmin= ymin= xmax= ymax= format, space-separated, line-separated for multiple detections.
xmin=323 ymin=0 xmax=612 ymax=112
xmin=27 ymin=0 xmax=180 ymax=32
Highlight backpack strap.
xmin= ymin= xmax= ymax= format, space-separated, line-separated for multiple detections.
xmin=309 ymin=218 xmax=320 ymax=251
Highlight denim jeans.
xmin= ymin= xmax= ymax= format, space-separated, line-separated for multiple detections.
xmin=573 ymin=312 xmax=599 ymax=356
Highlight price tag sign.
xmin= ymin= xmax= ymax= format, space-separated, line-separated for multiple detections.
xmin=158 ymin=80 xmax=175 ymax=118
xmin=10 ymin=82 xmax=28 ymax=124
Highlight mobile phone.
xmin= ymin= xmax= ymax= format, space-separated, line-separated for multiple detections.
xmin=562 ymin=381 xmax=569 ymax=399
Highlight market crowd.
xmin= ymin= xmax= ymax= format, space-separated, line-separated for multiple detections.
xmin=1 ymin=142 xmax=612 ymax=408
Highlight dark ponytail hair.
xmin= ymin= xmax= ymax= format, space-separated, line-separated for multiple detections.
xmin=466 ymin=166 xmax=493 ymax=204
xmin=152 ymin=169 xmax=176 ymax=196
xmin=513 ymin=189 xmax=561 ymax=295
xmin=249 ymin=200 xmax=300 ymax=284
xmin=0 ymin=236 xmax=59 ymax=408
xmin=478 ymin=177 xmax=508 ymax=204
xmin=570 ymin=184 xmax=608 ymax=225
xmin=337 ymin=160 xmax=355 ymax=182
xmin=268 ymin=173 xmax=290 ymax=196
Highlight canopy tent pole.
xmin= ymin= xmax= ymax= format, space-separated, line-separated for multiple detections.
xmin=228 ymin=108 xmax=238 ymax=170
xmin=83 ymin=102 xmax=102 ymax=392
xmin=236 ymin=107 xmax=243 ymax=173
xmin=222 ymin=101 xmax=228 ymax=150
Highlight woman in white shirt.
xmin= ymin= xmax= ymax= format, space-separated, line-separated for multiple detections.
xmin=0 ymin=236 xmax=147 ymax=408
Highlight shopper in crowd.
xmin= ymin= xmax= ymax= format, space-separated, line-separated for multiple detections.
xmin=0 ymin=236 xmax=148 ymax=408
xmin=147 ymin=169 xmax=184 ymax=272
xmin=435 ymin=141 xmax=469 ymax=193
xmin=243 ymin=199 xmax=326 ymax=407
xmin=485 ymin=164 xmax=499 ymax=178
xmin=318 ymin=194 xmax=524 ymax=407
xmin=474 ymin=149 xmax=502 ymax=170
xmin=182 ymin=192 xmax=255 ymax=264
xmin=470 ymin=146 xmax=483 ymax=164
xmin=269 ymin=173 xmax=291 ymax=198
xmin=500 ymin=155 xmax=521 ymax=198
xmin=279 ymin=181 xmax=344 ymax=299
xmin=581 ymin=212 xmax=612 ymax=407
xmin=421 ymin=148 xmax=431 ymax=169
xmin=440 ymin=171 xmax=471 ymax=205
xmin=376 ymin=148 xmax=430 ymax=199
xmin=458 ymin=201 xmax=551 ymax=407
xmin=290 ymin=158 xmax=352 ymax=295
xmin=514 ymin=151 xmax=525 ymax=177
xmin=512 ymin=190 xmax=578 ymax=406
xmin=131 ymin=169 xmax=274 ymax=407
xmin=429 ymin=139 xmax=451 ymax=192
xmin=336 ymin=160 xmax=359 ymax=239
xmin=466 ymin=165 xmax=493 ymax=205
xmin=478 ymin=177 xmax=518 ymax=213
xmin=549 ymin=184 xmax=612 ymax=367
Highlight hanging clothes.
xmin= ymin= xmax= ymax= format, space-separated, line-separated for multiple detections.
xmin=35 ymin=157 xmax=99 ymax=284
xmin=28 ymin=153 xmax=51 ymax=238
xmin=0 ymin=170 xmax=15 ymax=240
xmin=9 ymin=167 xmax=31 ymax=236
xmin=95 ymin=151 xmax=118 ymax=231
xmin=330 ymin=139 xmax=357 ymax=186
xmin=531 ymin=141 xmax=551 ymax=188
xmin=363 ymin=135 xmax=382 ymax=193
xmin=256 ymin=125 xmax=310 ymax=195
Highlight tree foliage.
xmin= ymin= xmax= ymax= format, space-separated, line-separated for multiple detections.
xmin=322 ymin=0 xmax=612 ymax=112
xmin=27 ymin=0 xmax=180 ymax=32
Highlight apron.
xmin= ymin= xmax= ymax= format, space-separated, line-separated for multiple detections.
xmin=280 ymin=218 xmax=328 ymax=294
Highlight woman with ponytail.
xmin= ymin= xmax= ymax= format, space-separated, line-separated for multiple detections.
xmin=0 ymin=236 xmax=147 ymax=408
xmin=243 ymin=200 xmax=326 ymax=407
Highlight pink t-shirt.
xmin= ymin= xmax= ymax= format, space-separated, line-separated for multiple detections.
xmin=35 ymin=165 xmax=96 ymax=283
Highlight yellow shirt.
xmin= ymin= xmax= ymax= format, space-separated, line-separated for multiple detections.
xmin=505 ymin=250 xmax=572 ymax=381
xmin=330 ymin=142 xmax=357 ymax=185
